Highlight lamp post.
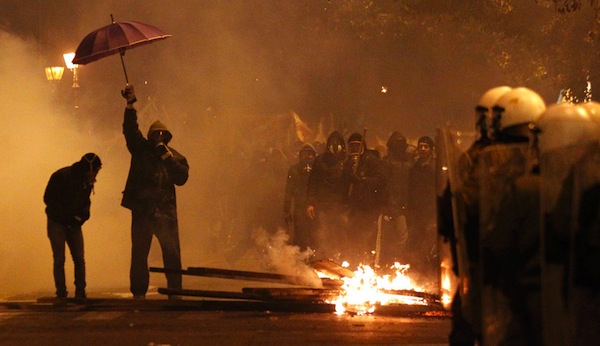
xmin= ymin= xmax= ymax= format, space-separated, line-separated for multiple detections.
xmin=63 ymin=52 xmax=80 ymax=109
xmin=45 ymin=66 xmax=64 ymax=94
xmin=63 ymin=53 xmax=79 ymax=88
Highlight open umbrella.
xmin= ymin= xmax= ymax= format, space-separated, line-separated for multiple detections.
xmin=72 ymin=15 xmax=171 ymax=83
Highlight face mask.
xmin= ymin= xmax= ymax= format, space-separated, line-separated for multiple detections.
xmin=299 ymin=150 xmax=315 ymax=164
xmin=348 ymin=142 xmax=364 ymax=155
xmin=150 ymin=130 xmax=166 ymax=144
xmin=389 ymin=140 xmax=406 ymax=155
xmin=328 ymin=141 xmax=343 ymax=154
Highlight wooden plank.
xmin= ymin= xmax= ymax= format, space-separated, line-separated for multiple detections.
xmin=310 ymin=259 xmax=355 ymax=279
xmin=158 ymin=288 xmax=259 ymax=300
xmin=241 ymin=287 xmax=341 ymax=301
xmin=150 ymin=266 xmax=343 ymax=288
xmin=150 ymin=267 xmax=314 ymax=286
xmin=379 ymin=289 xmax=440 ymax=303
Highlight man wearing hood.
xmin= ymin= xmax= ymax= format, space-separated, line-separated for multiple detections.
xmin=121 ymin=85 xmax=189 ymax=299
xmin=407 ymin=135 xmax=437 ymax=283
xmin=380 ymin=131 xmax=412 ymax=265
xmin=342 ymin=131 xmax=387 ymax=265
xmin=306 ymin=130 xmax=348 ymax=260
xmin=284 ymin=143 xmax=317 ymax=251
xmin=44 ymin=153 xmax=102 ymax=299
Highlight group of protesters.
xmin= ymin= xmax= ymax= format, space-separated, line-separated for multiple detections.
xmin=43 ymin=84 xmax=189 ymax=301
xmin=283 ymin=128 xmax=440 ymax=284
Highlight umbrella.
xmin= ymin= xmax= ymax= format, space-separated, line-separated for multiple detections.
xmin=72 ymin=14 xmax=171 ymax=83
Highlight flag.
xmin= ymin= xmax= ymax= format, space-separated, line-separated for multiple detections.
xmin=292 ymin=111 xmax=312 ymax=143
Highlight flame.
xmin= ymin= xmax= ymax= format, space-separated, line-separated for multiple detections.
xmin=324 ymin=262 xmax=429 ymax=316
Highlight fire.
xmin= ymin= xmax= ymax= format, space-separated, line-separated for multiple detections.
xmin=324 ymin=262 xmax=429 ymax=316
xmin=439 ymin=259 xmax=456 ymax=310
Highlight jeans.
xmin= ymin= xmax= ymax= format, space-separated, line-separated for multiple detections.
xmin=47 ymin=218 xmax=86 ymax=298
xmin=130 ymin=210 xmax=182 ymax=296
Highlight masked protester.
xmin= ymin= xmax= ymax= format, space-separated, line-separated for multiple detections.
xmin=284 ymin=143 xmax=318 ymax=251
xmin=380 ymin=131 xmax=412 ymax=265
xmin=406 ymin=135 xmax=437 ymax=284
xmin=44 ymin=153 xmax=102 ymax=299
xmin=340 ymin=131 xmax=387 ymax=266
xmin=120 ymin=84 xmax=189 ymax=300
xmin=306 ymin=130 xmax=348 ymax=260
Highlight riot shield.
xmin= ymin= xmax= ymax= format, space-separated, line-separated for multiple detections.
xmin=477 ymin=143 xmax=531 ymax=345
xmin=541 ymin=141 xmax=600 ymax=345
xmin=436 ymin=127 xmax=474 ymax=314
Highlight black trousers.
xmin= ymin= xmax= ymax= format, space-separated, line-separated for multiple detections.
xmin=130 ymin=210 xmax=182 ymax=296
xmin=47 ymin=218 xmax=86 ymax=297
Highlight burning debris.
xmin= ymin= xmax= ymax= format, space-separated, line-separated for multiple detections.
xmin=151 ymin=258 xmax=443 ymax=317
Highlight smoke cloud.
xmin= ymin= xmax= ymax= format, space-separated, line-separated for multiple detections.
xmin=0 ymin=1 xmax=595 ymax=298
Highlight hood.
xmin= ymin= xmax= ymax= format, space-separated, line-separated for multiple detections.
xmin=417 ymin=135 xmax=435 ymax=149
xmin=386 ymin=131 xmax=406 ymax=148
xmin=299 ymin=143 xmax=316 ymax=155
xmin=326 ymin=130 xmax=345 ymax=148
xmin=80 ymin=153 xmax=102 ymax=171
xmin=147 ymin=120 xmax=173 ymax=144
xmin=326 ymin=130 xmax=346 ymax=156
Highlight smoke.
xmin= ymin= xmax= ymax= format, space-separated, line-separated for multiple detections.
xmin=0 ymin=30 xmax=131 ymax=297
xmin=252 ymin=227 xmax=321 ymax=287
xmin=2 ymin=1 xmax=596 ymax=298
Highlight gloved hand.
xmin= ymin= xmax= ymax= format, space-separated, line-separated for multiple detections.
xmin=155 ymin=142 xmax=172 ymax=160
xmin=121 ymin=84 xmax=137 ymax=104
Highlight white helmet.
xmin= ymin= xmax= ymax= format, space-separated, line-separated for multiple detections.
xmin=578 ymin=101 xmax=600 ymax=124
xmin=491 ymin=87 xmax=546 ymax=133
xmin=477 ymin=86 xmax=513 ymax=111
xmin=475 ymin=86 xmax=512 ymax=130
xmin=535 ymin=103 xmax=595 ymax=154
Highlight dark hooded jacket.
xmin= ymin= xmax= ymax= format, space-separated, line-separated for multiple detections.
xmin=121 ymin=108 xmax=189 ymax=218
xmin=306 ymin=131 xmax=347 ymax=210
xmin=284 ymin=143 xmax=316 ymax=218
xmin=382 ymin=131 xmax=411 ymax=217
xmin=44 ymin=160 xmax=95 ymax=227
xmin=342 ymin=133 xmax=387 ymax=212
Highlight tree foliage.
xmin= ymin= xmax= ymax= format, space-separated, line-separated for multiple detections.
xmin=319 ymin=0 xmax=600 ymax=99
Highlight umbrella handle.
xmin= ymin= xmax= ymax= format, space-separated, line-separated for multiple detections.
xmin=110 ymin=16 xmax=129 ymax=84
xmin=119 ymin=49 xmax=129 ymax=84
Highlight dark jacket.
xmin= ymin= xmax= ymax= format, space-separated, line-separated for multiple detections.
xmin=382 ymin=156 xmax=411 ymax=217
xmin=407 ymin=156 xmax=436 ymax=225
xmin=121 ymin=108 xmax=189 ymax=218
xmin=44 ymin=161 xmax=93 ymax=227
xmin=306 ymin=131 xmax=347 ymax=211
xmin=343 ymin=151 xmax=387 ymax=212
xmin=284 ymin=162 xmax=312 ymax=218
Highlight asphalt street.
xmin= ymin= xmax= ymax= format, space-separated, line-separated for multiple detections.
xmin=0 ymin=297 xmax=451 ymax=345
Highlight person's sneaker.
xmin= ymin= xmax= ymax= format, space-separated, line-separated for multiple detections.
xmin=133 ymin=295 xmax=146 ymax=300
xmin=75 ymin=292 xmax=87 ymax=299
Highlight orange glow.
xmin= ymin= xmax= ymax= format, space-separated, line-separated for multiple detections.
xmin=320 ymin=262 xmax=429 ymax=316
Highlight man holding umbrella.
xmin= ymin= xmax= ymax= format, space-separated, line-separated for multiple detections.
xmin=120 ymin=84 xmax=189 ymax=299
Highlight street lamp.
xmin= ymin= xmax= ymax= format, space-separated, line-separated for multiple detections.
xmin=63 ymin=53 xmax=79 ymax=89
xmin=45 ymin=66 xmax=64 ymax=94
xmin=45 ymin=66 xmax=64 ymax=81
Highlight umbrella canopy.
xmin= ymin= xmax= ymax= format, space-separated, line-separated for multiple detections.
xmin=73 ymin=18 xmax=171 ymax=82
